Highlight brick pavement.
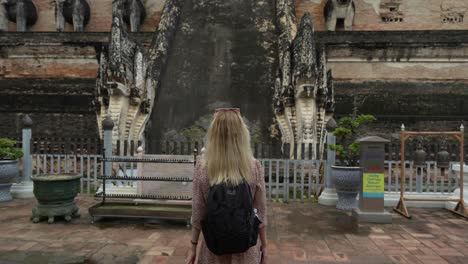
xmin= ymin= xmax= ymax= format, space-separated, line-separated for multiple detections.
xmin=1 ymin=195 xmax=468 ymax=264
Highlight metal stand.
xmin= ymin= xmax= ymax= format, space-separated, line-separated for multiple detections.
xmin=393 ymin=127 xmax=468 ymax=219
xmin=90 ymin=147 xmax=198 ymax=223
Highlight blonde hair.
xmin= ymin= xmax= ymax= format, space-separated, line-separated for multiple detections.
xmin=203 ymin=109 xmax=254 ymax=186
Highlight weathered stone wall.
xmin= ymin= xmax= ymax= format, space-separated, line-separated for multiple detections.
xmin=146 ymin=0 xmax=278 ymax=144
xmin=0 ymin=77 xmax=98 ymax=138
xmin=0 ymin=34 xmax=100 ymax=138
xmin=0 ymin=112 xmax=99 ymax=139
xmin=296 ymin=0 xmax=468 ymax=30
xmin=327 ymin=45 xmax=468 ymax=80
xmin=5 ymin=0 xmax=165 ymax=32
xmin=325 ymin=31 xmax=468 ymax=135
xmin=0 ymin=45 xmax=98 ymax=78
xmin=334 ymin=80 xmax=468 ymax=119
xmin=1 ymin=31 xmax=468 ymax=140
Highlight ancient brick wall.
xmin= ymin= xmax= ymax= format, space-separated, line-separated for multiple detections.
xmin=2 ymin=1 xmax=468 ymax=140
xmin=6 ymin=0 xmax=468 ymax=33
xmin=0 ymin=33 xmax=101 ymax=138
xmin=296 ymin=0 xmax=468 ymax=31
xmin=324 ymin=31 xmax=468 ymax=133
xmin=5 ymin=0 xmax=165 ymax=32
xmin=0 ymin=45 xmax=98 ymax=79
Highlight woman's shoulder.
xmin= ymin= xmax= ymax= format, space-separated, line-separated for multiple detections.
xmin=251 ymin=159 xmax=263 ymax=182
xmin=194 ymin=162 xmax=208 ymax=181
xmin=252 ymin=159 xmax=263 ymax=170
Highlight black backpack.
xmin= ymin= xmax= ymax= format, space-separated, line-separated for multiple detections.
xmin=201 ymin=180 xmax=261 ymax=255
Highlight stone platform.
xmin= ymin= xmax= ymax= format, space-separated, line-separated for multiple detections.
xmin=1 ymin=195 xmax=468 ymax=263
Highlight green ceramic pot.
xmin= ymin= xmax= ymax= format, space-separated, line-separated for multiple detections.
xmin=32 ymin=174 xmax=81 ymax=205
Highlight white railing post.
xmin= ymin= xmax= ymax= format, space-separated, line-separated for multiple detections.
xmin=11 ymin=114 xmax=34 ymax=198
xmin=103 ymin=116 xmax=114 ymax=177
xmin=97 ymin=116 xmax=138 ymax=196
xmin=319 ymin=118 xmax=338 ymax=206
xmin=100 ymin=116 xmax=115 ymax=193
xmin=136 ymin=146 xmax=144 ymax=191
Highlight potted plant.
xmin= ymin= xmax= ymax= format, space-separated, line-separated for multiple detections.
xmin=0 ymin=138 xmax=24 ymax=202
xmin=329 ymin=115 xmax=376 ymax=210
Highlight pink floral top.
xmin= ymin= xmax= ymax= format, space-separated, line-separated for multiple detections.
xmin=192 ymin=160 xmax=267 ymax=264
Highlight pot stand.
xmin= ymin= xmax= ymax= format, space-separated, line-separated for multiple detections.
xmin=31 ymin=202 xmax=80 ymax=224
xmin=0 ymin=183 xmax=12 ymax=202
xmin=336 ymin=191 xmax=358 ymax=210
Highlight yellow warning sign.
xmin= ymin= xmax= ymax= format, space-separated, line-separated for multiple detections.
xmin=363 ymin=173 xmax=384 ymax=198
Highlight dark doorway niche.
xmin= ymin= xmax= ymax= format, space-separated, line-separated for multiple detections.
xmin=336 ymin=18 xmax=345 ymax=31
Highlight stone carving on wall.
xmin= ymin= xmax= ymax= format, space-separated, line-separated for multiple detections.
xmin=440 ymin=0 xmax=465 ymax=24
xmin=0 ymin=0 xmax=37 ymax=31
xmin=324 ymin=0 xmax=355 ymax=31
xmin=122 ymin=0 xmax=146 ymax=32
xmin=274 ymin=2 xmax=334 ymax=159
xmin=379 ymin=0 xmax=403 ymax=23
xmin=55 ymin=0 xmax=90 ymax=32
xmin=96 ymin=0 xmax=184 ymax=147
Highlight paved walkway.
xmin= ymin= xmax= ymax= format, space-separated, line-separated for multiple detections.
xmin=0 ymin=196 xmax=468 ymax=264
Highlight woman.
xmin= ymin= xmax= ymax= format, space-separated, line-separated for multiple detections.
xmin=186 ymin=108 xmax=268 ymax=264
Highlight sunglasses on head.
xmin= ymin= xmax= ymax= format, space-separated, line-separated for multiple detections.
xmin=215 ymin=108 xmax=240 ymax=113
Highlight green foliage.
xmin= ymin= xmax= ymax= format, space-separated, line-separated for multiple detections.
xmin=333 ymin=127 xmax=352 ymax=141
xmin=180 ymin=125 xmax=206 ymax=142
xmin=329 ymin=114 xmax=376 ymax=166
xmin=0 ymin=138 xmax=23 ymax=160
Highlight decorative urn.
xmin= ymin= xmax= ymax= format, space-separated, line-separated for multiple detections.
xmin=31 ymin=174 xmax=81 ymax=224
xmin=332 ymin=166 xmax=362 ymax=210
xmin=0 ymin=137 xmax=23 ymax=202
xmin=0 ymin=160 xmax=18 ymax=202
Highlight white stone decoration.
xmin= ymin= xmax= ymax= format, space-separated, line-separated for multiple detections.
xmin=96 ymin=0 xmax=184 ymax=150
xmin=274 ymin=5 xmax=335 ymax=160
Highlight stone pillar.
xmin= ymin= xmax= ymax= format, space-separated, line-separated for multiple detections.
xmin=352 ymin=136 xmax=392 ymax=223
xmin=11 ymin=115 xmax=34 ymax=198
xmin=21 ymin=115 xmax=32 ymax=183
xmin=102 ymin=115 xmax=114 ymax=181
xmin=136 ymin=146 xmax=143 ymax=194
xmin=97 ymin=115 xmax=137 ymax=195
xmin=319 ymin=118 xmax=338 ymax=206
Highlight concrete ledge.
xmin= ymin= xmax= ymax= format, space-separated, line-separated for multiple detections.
xmin=318 ymin=188 xmax=338 ymax=206
xmin=319 ymin=191 xmax=454 ymax=208
xmin=383 ymin=192 xmax=452 ymax=208
xmin=10 ymin=182 xmax=34 ymax=199
xmin=352 ymin=208 xmax=392 ymax=224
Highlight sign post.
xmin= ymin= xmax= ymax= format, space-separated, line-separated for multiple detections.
xmin=352 ymin=136 xmax=392 ymax=223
